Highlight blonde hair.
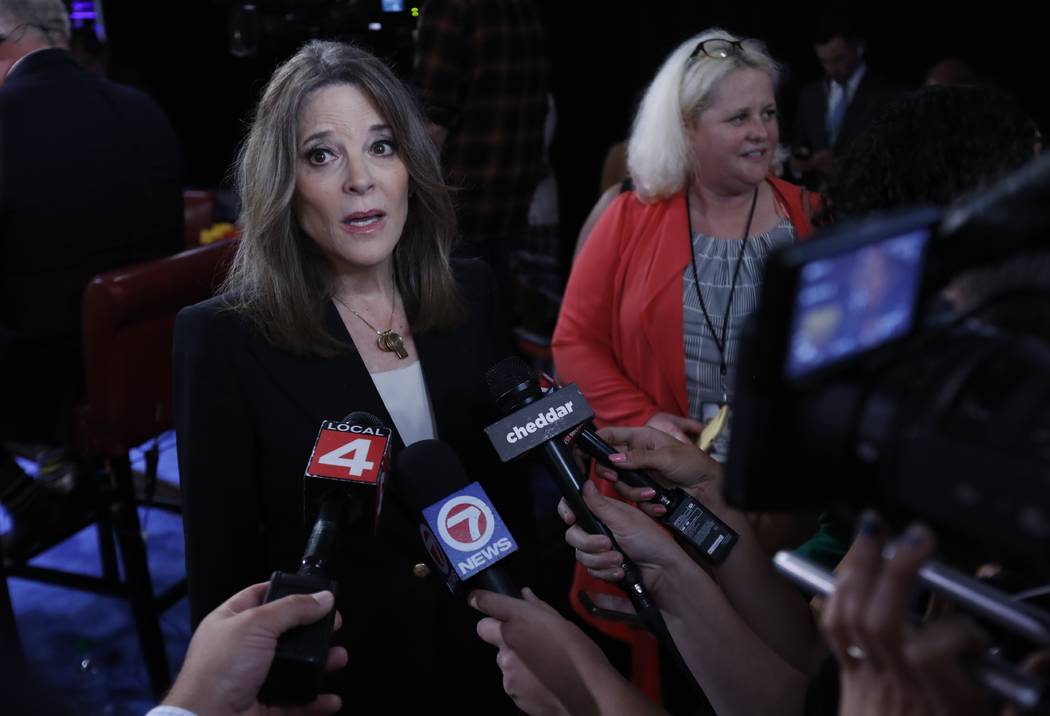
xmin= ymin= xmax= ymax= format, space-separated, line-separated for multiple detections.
xmin=0 ymin=0 xmax=70 ymax=45
xmin=627 ymin=28 xmax=781 ymax=201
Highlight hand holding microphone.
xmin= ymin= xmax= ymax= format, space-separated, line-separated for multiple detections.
xmin=485 ymin=357 xmax=737 ymax=566
xmin=259 ymin=412 xmax=392 ymax=705
xmin=590 ymin=425 xmax=731 ymax=521
xmin=162 ymin=582 xmax=347 ymax=716
xmin=472 ymin=587 xmax=579 ymax=716
xmin=471 ymin=587 xmax=666 ymax=716
xmin=778 ymin=516 xmax=1050 ymax=715
xmin=818 ymin=521 xmax=1006 ymax=716
xmin=559 ymin=480 xmax=696 ymax=600
xmin=484 ymin=358 xmax=663 ymax=624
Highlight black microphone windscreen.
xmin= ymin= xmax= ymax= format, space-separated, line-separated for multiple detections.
xmin=393 ymin=439 xmax=471 ymax=513
xmin=341 ymin=411 xmax=385 ymax=428
xmin=484 ymin=356 xmax=534 ymax=402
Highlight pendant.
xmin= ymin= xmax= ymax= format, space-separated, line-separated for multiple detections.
xmin=377 ymin=330 xmax=409 ymax=359
xmin=697 ymin=404 xmax=730 ymax=453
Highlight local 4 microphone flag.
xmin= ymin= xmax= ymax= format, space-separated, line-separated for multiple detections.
xmin=303 ymin=419 xmax=393 ymax=532
xmin=306 ymin=420 xmax=392 ymax=484
xmin=421 ymin=482 xmax=518 ymax=580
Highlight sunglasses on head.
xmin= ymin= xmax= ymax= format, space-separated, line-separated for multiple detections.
xmin=687 ymin=38 xmax=765 ymax=63
xmin=0 ymin=23 xmax=45 ymax=44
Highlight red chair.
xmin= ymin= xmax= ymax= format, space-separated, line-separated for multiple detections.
xmin=3 ymin=239 xmax=237 ymax=697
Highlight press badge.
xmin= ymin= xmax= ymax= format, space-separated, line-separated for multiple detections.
xmin=700 ymin=401 xmax=732 ymax=463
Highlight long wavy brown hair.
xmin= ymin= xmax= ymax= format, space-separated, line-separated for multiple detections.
xmin=223 ymin=40 xmax=463 ymax=356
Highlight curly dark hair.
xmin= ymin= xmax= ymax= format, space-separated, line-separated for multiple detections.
xmin=825 ymin=84 xmax=1039 ymax=222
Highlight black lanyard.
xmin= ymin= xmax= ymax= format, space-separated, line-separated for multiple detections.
xmin=686 ymin=186 xmax=758 ymax=402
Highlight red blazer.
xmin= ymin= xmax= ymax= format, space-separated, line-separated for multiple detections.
xmin=551 ymin=176 xmax=817 ymax=701
xmin=554 ymin=176 xmax=817 ymax=427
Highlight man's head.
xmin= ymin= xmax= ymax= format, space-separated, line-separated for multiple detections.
xmin=812 ymin=18 xmax=864 ymax=85
xmin=827 ymin=84 xmax=1039 ymax=222
xmin=0 ymin=0 xmax=70 ymax=83
xmin=924 ymin=58 xmax=978 ymax=87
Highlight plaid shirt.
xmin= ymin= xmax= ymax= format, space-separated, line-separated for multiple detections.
xmin=416 ymin=0 xmax=550 ymax=243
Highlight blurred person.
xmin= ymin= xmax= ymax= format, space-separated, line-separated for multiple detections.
xmin=573 ymin=182 xmax=623 ymax=263
xmin=599 ymin=141 xmax=630 ymax=195
xmin=174 ymin=40 xmax=529 ymax=713
xmin=793 ymin=81 xmax=1043 ymax=572
xmin=825 ymin=84 xmax=1039 ymax=222
xmin=0 ymin=0 xmax=183 ymax=559
xmin=150 ymin=583 xmax=347 ymax=716
xmin=818 ymin=245 xmax=916 ymax=353
xmin=790 ymin=16 xmax=903 ymax=191
xmin=923 ymin=58 xmax=978 ymax=87
xmin=574 ymin=88 xmax=646 ymax=262
xmin=552 ymin=27 xmax=819 ymax=701
xmin=415 ymin=0 xmax=549 ymax=287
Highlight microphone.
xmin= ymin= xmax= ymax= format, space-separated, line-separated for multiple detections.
xmin=393 ymin=439 xmax=521 ymax=597
xmin=484 ymin=357 xmax=737 ymax=564
xmin=483 ymin=358 xmax=660 ymax=622
xmin=258 ymin=412 xmax=393 ymax=705
xmin=302 ymin=411 xmax=393 ymax=535
xmin=571 ymin=428 xmax=737 ymax=563
xmin=484 ymin=359 xmax=707 ymax=699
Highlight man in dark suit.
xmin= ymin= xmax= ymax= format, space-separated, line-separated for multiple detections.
xmin=0 ymin=0 xmax=183 ymax=559
xmin=790 ymin=19 xmax=904 ymax=191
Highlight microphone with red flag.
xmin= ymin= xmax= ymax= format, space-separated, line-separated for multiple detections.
xmin=258 ymin=412 xmax=392 ymax=705
xmin=302 ymin=411 xmax=393 ymax=534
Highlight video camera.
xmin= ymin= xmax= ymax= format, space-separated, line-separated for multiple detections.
xmin=725 ymin=153 xmax=1050 ymax=577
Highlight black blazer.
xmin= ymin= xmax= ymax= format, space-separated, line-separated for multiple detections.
xmin=792 ymin=69 xmax=904 ymax=157
xmin=0 ymin=49 xmax=183 ymax=344
xmin=173 ymin=259 xmax=528 ymax=713
xmin=0 ymin=48 xmax=182 ymax=438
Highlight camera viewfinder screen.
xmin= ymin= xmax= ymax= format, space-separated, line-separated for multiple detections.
xmin=785 ymin=229 xmax=930 ymax=378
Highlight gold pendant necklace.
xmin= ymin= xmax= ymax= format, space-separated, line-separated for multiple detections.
xmin=333 ymin=293 xmax=409 ymax=360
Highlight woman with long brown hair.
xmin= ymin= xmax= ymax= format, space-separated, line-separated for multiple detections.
xmin=174 ymin=40 xmax=528 ymax=713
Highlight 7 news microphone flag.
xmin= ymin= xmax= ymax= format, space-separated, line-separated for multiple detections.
xmin=394 ymin=438 xmax=521 ymax=598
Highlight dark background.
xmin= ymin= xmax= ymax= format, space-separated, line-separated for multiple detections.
xmin=95 ymin=1 xmax=1046 ymax=263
